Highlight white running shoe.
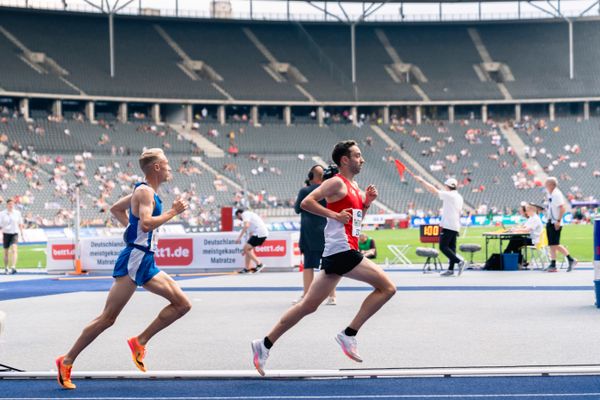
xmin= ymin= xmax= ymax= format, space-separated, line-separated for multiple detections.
xmin=325 ymin=297 xmax=337 ymax=306
xmin=251 ymin=339 xmax=270 ymax=376
xmin=335 ymin=332 xmax=363 ymax=363
xmin=457 ymin=260 xmax=466 ymax=276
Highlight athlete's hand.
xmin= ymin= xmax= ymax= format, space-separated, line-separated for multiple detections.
xmin=334 ymin=208 xmax=352 ymax=224
xmin=235 ymin=238 xmax=242 ymax=244
xmin=554 ymin=222 xmax=561 ymax=230
xmin=365 ymin=184 xmax=378 ymax=204
xmin=171 ymin=199 xmax=188 ymax=215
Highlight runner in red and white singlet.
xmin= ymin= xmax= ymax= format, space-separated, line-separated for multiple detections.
xmin=251 ymin=140 xmax=397 ymax=376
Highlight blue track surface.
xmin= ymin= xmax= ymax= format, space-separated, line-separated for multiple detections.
xmin=1 ymin=376 xmax=600 ymax=399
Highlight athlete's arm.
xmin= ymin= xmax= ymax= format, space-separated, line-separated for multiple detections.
xmin=136 ymin=188 xmax=188 ymax=233
xmin=301 ymin=178 xmax=351 ymax=224
xmin=236 ymin=222 xmax=249 ymax=243
xmin=362 ymin=184 xmax=378 ymax=215
xmin=413 ymin=176 xmax=439 ymax=195
xmin=294 ymin=189 xmax=305 ymax=215
xmin=556 ymin=204 xmax=566 ymax=229
xmin=110 ymin=194 xmax=133 ymax=227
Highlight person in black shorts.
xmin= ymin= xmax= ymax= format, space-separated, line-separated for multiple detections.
xmin=251 ymin=141 xmax=396 ymax=376
xmin=544 ymin=177 xmax=577 ymax=272
xmin=293 ymin=165 xmax=336 ymax=305
xmin=0 ymin=199 xmax=24 ymax=275
xmin=235 ymin=209 xmax=269 ymax=273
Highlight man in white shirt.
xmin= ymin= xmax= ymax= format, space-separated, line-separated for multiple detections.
xmin=0 ymin=199 xmax=24 ymax=274
xmin=414 ymin=176 xmax=465 ymax=277
xmin=235 ymin=209 xmax=269 ymax=274
xmin=544 ymin=177 xmax=577 ymax=272
xmin=504 ymin=203 xmax=543 ymax=266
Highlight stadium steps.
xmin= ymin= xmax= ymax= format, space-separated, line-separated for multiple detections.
xmin=191 ymin=156 xmax=252 ymax=195
xmin=375 ymin=28 xmax=429 ymax=102
xmin=0 ymin=25 xmax=85 ymax=95
xmin=468 ymin=27 xmax=514 ymax=100
xmin=499 ymin=124 xmax=548 ymax=181
xmin=170 ymin=124 xmax=224 ymax=158
xmin=369 ymin=124 xmax=476 ymax=213
xmin=242 ymin=27 xmax=315 ymax=101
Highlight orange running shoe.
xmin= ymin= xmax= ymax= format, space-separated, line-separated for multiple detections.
xmin=55 ymin=356 xmax=76 ymax=390
xmin=127 ymin=337 xmax=147 ymax=372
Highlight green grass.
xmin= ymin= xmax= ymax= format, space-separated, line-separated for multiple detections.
xmin=11 ymin=224 xmax=594 ymax=269
xmin=12 ymin=244 xmax=46 ymax=269
xmin=367 ymin=224 xmax=593 ymax=264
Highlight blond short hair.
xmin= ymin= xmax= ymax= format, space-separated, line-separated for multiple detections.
xmin=139 ymin=148 xmax=165 ymax=173
xmin=545 ymin=177 xmax=558 ymax=187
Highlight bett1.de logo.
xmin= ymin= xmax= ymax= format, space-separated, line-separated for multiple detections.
xmin=155 ymin=238 xmax=194 ymax=266
xmin=255 ymin=240 xmax=287 ymax=257
xmin=52 ymin=244 xmax=75 ymax=260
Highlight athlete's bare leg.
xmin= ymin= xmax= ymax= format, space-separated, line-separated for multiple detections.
xmin=303 ymin=268 xmax=336 ymax=299
xmin=302 ymin=268 xmax=314 ymax=295
xmin=63 ymin=276 xmax=137 ymax=365
xmin=243 ymin=244 xmax=261 ymax=269
xmin=2 ymin=248 xmax=7 ymax=270
xmin=9 ymin=244 xmax=17 ymax=269
xmin=267 ymin=271 xmax=341 ymax=343
xmin=136 ymin=271 xmax=191 ymax=345
xmin=549 ymin=244 xmax=569 ymax=260
xmin=344 ymin=258 xmax=396 ymax=331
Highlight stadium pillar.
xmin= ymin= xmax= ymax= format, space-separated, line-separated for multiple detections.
xmin=19 ymin=98 xmax=29 ymax=120
xmin=351 ymin=106 xmax=357 ymax=126
xmin=448 ymin=105 xmax=455 ymax=123
xmin=317 ymin=106 xmax=324 ymax=127
xmin=515 ymin=104 xmax=521 ymax=121
xmin=185 ymin=104 xmax=193 ymax=126
xmin=383 ymin=106 xmax=390 ymax=125
xmin=481 ymin=104 xmax=488 ymax=122
xmin=86 ymin=101 xmax=95 ymax=123
xmin=284 ymin=106 xmax=291 ymax=126
xmin=251 ymin=106 xmax=259 ymax=127
xmin=584 ymin=102 xmax=590 ymax=120
xmin=118 ymin=102 xmax=128 ymax=123
xmin=52 ymin=100 xmax=62 ymax=119
xmin=218 ymin=105 xmax=226 ymax=125
xmin=152 ymin=104 xmax=161 ymax=125
xmin=549 ymin=103 xmax=555 ymax=122
xmin=568 ymin=19 xmax=574 ymax=79
xmin=415 ymin=105 xmax=422 ymax=125
xmin=109 ymin=12 xmax=115 ymax=78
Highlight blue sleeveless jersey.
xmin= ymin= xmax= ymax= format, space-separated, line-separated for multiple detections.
xmin=113 ymin=182 xmax=163 ymax=286
xmin=123 ymin=182 xmax=163 ymax=251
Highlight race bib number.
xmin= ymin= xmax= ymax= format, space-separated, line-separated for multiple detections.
xmin=352 ymin=209 xmax=363 ymax=237
xmin=150 ymin=228 xmax=160 ymax=252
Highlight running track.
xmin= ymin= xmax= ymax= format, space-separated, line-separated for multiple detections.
xmin=1 ymin=376 xmax=600 ymax=399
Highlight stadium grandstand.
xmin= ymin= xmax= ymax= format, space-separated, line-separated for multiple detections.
xmin=0 ymin=0 xmax=599 ymax=230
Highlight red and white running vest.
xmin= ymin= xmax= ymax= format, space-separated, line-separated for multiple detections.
xmin=322 ymin=174 xmax=364 ymax=257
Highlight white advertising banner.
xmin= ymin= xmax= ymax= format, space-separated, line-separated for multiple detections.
xmin=47 ymin=231 xmax=300 ymax=273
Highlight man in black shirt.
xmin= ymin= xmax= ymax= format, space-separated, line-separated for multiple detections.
xmin=293 ymin=165 xmax=336 ymax=305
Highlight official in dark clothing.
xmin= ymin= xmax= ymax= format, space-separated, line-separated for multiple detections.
xmin=293 ymin=165 xmax=336 ymax=305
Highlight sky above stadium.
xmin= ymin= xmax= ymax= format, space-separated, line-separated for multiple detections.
xmin=4 ymin=0 xmax=599 ymax=21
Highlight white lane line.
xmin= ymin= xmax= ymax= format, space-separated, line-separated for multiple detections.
xmin=4 ymin=394 xmax=600 ymax=400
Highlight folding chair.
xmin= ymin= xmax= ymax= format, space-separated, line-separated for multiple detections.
xmin=387 ymin=244 xmax=411 ymax=267
xmin=526 ymin=228 xmax=549 ymax=270
xmin=527 ymin=228 xmax=566 ymax=270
